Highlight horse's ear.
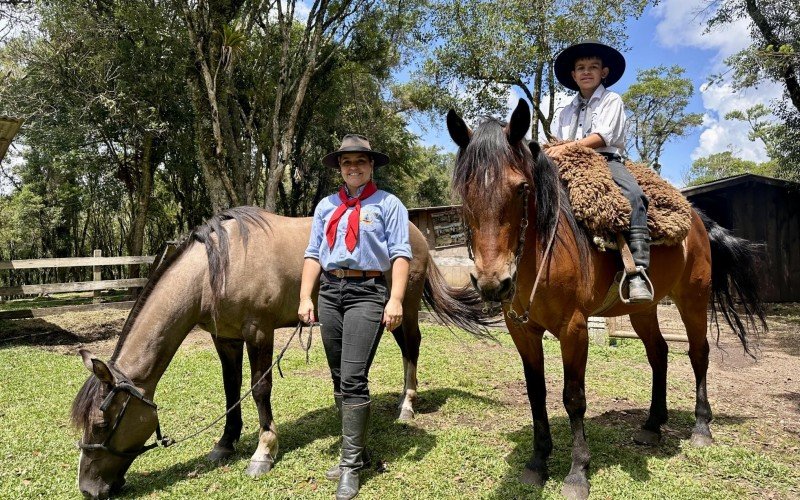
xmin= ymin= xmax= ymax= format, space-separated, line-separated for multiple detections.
xmin=507 ymin=98 xmax=530 ymax=144
xmin=528 ymin=141 xmax=541 ymax=157
xmin=447 ymin=109 xmax=471 ymax=149
xmin=80 ymin=349 xmax=115 ymax=385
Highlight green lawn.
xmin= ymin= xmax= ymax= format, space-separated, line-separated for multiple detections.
xmin=0 ymin=325 xmax=797 ymax=499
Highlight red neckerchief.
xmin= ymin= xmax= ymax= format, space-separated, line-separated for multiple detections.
xmin=325 ymin=181 xmax=378 ymax=252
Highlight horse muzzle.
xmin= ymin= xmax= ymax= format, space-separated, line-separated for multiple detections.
xmin=470 ymin=270 xmax=514 ymax=302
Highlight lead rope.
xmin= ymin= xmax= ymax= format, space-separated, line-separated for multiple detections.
xmin=161 ymin=321 xmax=317 ymax=448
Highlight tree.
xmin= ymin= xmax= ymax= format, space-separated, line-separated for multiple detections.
xmin=708 ymin=0 xmax=799 ymax=113
xmin=705 ymin=0 xmax=800 ymax=180
xmin=725 ymin=104 xmax=800 ymax=182
xmin=683 ymin=151 xmax=776 ymax=186
xmin=400 ymin=0 xmax=649 ymax=138
xmin=622 ymin=65 xmax=703 ymax=173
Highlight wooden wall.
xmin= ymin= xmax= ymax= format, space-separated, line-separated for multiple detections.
xmin=687 ymin=181 xmax=800 ymax=302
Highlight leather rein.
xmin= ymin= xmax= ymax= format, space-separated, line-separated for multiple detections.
xmin=77 ymin=322 xmax=315 ymax=459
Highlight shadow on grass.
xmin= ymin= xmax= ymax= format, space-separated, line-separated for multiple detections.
xmin=120 ymin=387 xmax=492 ymax=496
xmin=489 ymin=408 xmax=752 ymax=499
xmin=0 ymin=318 xmax=87 ymax=348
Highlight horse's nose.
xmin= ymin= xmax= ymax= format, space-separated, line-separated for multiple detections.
xmin=470 ymin=271 xmax=513 ymax=302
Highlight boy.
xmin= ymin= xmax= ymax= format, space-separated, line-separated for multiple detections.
xmin=549 ymin=40 xmax=652 ymax=303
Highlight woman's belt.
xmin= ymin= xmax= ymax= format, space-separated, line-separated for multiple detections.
xmin=325 ymin=269 xmax=383 ymax=279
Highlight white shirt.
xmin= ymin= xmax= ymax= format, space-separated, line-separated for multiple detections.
xmin=554 ymin=84 xmax=626 ymax=155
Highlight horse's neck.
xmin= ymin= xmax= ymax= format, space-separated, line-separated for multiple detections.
xmin=112 ymin=253 xmax=205 ymax=396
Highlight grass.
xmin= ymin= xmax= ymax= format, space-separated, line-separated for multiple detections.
xmin=0 ymin=325 xmax=797 ymax=499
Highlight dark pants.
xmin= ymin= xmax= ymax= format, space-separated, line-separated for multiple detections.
xmin=318 ymin=274 xmax=388 ymax=405
xmin=607 ymin=159 xmax=649 ymax=230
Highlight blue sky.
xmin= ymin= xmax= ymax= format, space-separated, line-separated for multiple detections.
xmin=405 ymin=1 xmax=783 ymax=187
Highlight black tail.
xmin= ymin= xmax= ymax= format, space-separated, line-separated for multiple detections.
xmin=699 ymin=211 xmax=767 ymax=356
xmin=422 ymin=257 xmax=496 ymax=338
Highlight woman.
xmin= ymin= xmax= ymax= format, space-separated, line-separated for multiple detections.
xmin=298 ymin=134 xmax=412 ymax=500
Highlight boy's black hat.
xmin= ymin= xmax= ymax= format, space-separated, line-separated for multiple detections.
xmin=554 ymin=41 xmax=626 ymax=92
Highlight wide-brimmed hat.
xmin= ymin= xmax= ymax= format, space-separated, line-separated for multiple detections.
xmin=553 ymin=41 xmax=626 ymax=92
xmin=321 ymin=134 xmax=390 ymax=168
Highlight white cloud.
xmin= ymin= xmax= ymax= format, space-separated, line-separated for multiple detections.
xmin=652 ymin=0 xmax=783 ymax=164
xmin=652 ymin=0 xmax=751 ymax=62
xmin=535 ymin=90 xmax=572 ymax=142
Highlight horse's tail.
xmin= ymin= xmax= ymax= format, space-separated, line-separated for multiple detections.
xmin=190 ymin=206 xmax=271 ymax=318
xmin=699 ymin=210 xmax=767 ymax=356
xmin=422 ymin=256 xmax=495 ymax=338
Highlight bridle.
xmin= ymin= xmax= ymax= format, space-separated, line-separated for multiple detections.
xmin=464 ymin=178 xmax=559 ymax=326
xmin=77 ymin=379 xmax=171 ymax=459
xmin=77 ymin=322 xmax=315 ymax=460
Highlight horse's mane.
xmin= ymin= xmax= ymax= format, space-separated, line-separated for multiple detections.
xmin=452 ymin=118 xmax=589 ymax=263
xmin=71 ymin=206 xmax=271 ymax=430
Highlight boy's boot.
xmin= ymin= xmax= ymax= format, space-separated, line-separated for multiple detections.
xmin=335 ymin=401 xmax=371 ymax=500
xmin=627 ymin=226 xmax=653 ymax=303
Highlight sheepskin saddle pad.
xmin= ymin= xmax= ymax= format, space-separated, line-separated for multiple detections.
xmin=543 ymin=143 xmax=692 ymax=247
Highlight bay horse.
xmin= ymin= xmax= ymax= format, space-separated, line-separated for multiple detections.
xmin=70 ymin=207 xmax=489 ymax=499
xmin=446 ymin=99 xmax=766 ymax=499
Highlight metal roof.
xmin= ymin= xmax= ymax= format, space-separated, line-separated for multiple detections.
xmin=680 ymin=173 xmax=800 ymax=197
xmin=0 ymin=116 xmax=24 ymax=163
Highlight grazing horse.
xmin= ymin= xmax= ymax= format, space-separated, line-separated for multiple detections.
xmin=70 ymin=207 xmax=489 ymax=499
xmin=446 ymin=99 xmax=766 ymax=499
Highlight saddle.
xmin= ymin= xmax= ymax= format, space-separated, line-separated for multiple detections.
xmin=543 ymin=143 xmax=692 ymax=248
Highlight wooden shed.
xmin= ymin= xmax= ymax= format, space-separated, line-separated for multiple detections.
xmin=408 ymin=205 xmax=471 ymax=285
xmin=681 ymin=174 xmax=800 ymax=303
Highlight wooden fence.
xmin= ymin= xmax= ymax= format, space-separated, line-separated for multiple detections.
xmin=0 ymin=249 xmax=164 ymax=320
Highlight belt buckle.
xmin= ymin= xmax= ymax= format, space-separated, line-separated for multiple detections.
xmin=332 ymin=269 xmax=346 ymax=279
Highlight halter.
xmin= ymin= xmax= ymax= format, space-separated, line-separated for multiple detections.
xmin=464 ymin=180 xmax=560 ymax=326
xmin=76 ymin=322 xmax=315 ymax=459
xmin=76 ymin=381 xmax=171 ymax=459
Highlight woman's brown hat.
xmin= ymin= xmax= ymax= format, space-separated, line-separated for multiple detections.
xmin=322 ymin=134 xmax=390 ymax=168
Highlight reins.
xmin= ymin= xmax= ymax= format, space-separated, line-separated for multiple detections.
xmin=78 ymin=322 xmax=316 ymax=458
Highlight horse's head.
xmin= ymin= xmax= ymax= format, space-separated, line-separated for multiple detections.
xmin=71 ymin=349 xmax=159 ymax=499
xmin=447 ymin=99 xmax=536 ymax=302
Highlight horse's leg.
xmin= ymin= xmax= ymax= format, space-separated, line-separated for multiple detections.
xmin=559 ymin=315 xmax=591 ymax=500
xmin=673 ymin=293 xmax=714 ymax=446
xmin=244 ymin=327 xmax=279 ymax=477
xmin=207 ymin=336 xmax=245 ymax=462
xmin=628 ymin=307 xmax=669 ymax=445
xmin=509 ymin=324 xmax=552 ymax=487
xmin=392 ymin=314 xmax=421 ymax=421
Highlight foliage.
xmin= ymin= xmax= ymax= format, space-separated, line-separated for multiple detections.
xmin=683 ymin=151 xmax=776 ymax=186
xmin=622 ymin=65 xmax=703 ymax=173
xmin=401 ymin=0 xmax=649 ymax=136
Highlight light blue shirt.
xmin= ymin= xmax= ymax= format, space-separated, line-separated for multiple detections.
xmin=304 ymin=188 xmax=412 ymax=272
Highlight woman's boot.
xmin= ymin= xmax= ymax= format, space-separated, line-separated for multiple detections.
xmin=335 ymin=401 xmax=370 ymax=500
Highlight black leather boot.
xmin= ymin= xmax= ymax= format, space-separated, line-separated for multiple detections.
xmin=325 ymin=394 xmax=343 ymax=480
xmin=336 ymin=401 xmax=370 ymax=500
xmin=627 ymin=226 xmax=653 ymax=303
xmin=326 ymin=395 xmax=370 ymax=481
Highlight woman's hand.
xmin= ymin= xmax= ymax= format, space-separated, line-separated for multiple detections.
xmin=383 ymin=297 xmax=403 ymax=331
xmin=298 ymin=297 xmax=316 ymax=324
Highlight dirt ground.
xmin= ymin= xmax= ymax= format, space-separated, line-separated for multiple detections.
xmin=1 ymin=303 xmax=798 ymax=454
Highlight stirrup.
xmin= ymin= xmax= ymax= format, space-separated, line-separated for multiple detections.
xmin=618 ymin=266 xmax=654 ymax=304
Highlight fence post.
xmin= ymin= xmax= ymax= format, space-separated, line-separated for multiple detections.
xmin=588 ymin=316 xmax=609 ymax=346
xmin=93 ymin=249 xmax=102 ymax=303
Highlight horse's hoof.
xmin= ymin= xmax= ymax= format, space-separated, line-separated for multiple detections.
xmin=520 ymin=467 xmax=546 ymax=487
xmin=562 ymin=475 xmax=589 ymax=500
xmin=245 ymin=455 xmax=274 ymax=478
xmin=633 ymin=428 xmax=661 ymax=446
xmin=207 ymin=444 xmax=235 ymax=462
xmin=690 ymin=432 xmax=714 ymax=447
xmin=398 ymin=407 xmax=415 ymax=421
